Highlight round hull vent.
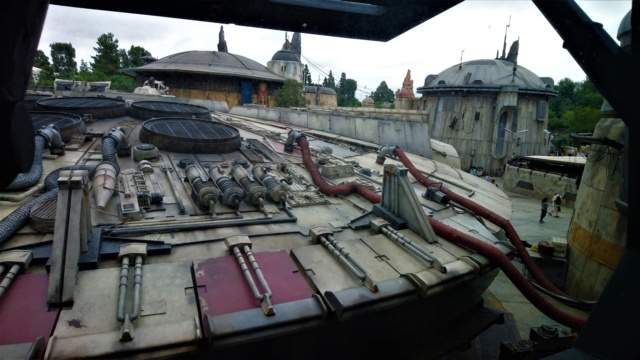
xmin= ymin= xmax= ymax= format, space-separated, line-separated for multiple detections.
xmin=36 ymin=97 xmax=127 ymax=119
xmin=130 ymin=101 xmax=210 ymax=120
xmin=30 ymin=111 xmax=86 ymax=142
xmin=139 ymin=118 xmax=241 ymax=153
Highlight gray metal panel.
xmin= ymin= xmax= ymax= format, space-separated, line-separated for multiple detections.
xmin=353 ymin=117 xmax=380 ymax=144
xmin=283 ymin=110 xmax=309 ymax=128
xmin=378 ymin=120 xmax=407 ymax=150
xmin=403 ymin=122 xmax=432 ymax=158
xmin=307 ymin=113 xmax=331 ymax=133
xmin=329 ymin=116 xmax=356 ymax=138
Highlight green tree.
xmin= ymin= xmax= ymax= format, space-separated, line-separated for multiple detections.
xmin=338 ymin=72 xmax=347 ymax=94
xmin=303 ymin=64 xmax=312 ymax=85
xmin=34 ymin=50 xmax=51 ymax=69
xmin=322 ymin=70 xmax=335 ymax=88
xmin=126 ymin=45 xmax=152 ymax=68
xmin=575 ymin=79 xmax=604 ymax=108
xmin=79 ymin=59 xmax=90 ymax=73
xmin=548 ymin=77 xmax=604 ymax=146
xmin=372 ymin=81 xmax=394 ymax=104
xmin=33 ymin=50 xmax=53 ymax=86
xmin=109 ymin=74 xmax=137 ymax=92
xmin=337 ymin=75 xmax=359 ymax=107
xmin=118 ymin=48 xmax=130 ymax=69
xmin=274 ymin=79 xmax=305 ymax=108
xmin=50 ymin=42 xmax=77 ymax=76
xmin=91 ymin=33 xmax=121 ymax=76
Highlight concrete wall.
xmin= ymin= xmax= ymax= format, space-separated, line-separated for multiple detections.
xmin=565 ymin=117 xmax=626 ymax=300
xmin=502 ymin=164 xmax=579 ymax=208
xmin=419 ymin=91 xmax=549 ymax=176
xmin=230 ymin=106 xmax=433 ymax=158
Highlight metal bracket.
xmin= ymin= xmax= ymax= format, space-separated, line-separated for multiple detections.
xmin=47 ymin=170 xmax=91 ymax=305
xmin=380 ymin=164 xmax=438 ymax=243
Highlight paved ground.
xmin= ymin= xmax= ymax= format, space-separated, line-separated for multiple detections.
xmin=444 ymin=178 xmax=588 ymax=359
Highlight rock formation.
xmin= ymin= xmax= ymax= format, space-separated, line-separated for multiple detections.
xmin=396 ymin=70 xmax=415 ymax=99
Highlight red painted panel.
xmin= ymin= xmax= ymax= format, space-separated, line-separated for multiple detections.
xmin=0 ymin=273 xmax=59 ymax=345
xmin=194 ymin=250 xmax=313 ymax=316
xmin=268 ymin=139 xmax=302 ymax=157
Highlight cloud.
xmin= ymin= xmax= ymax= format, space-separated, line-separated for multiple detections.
xmin=39 ymin=1 xmax=631 ymax=100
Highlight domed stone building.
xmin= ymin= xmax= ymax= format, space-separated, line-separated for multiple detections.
xmin=123 ymin=27 xmax=286 ymax=108
xmin=361 ymin=96 xmax=374 ymax=108
xmin=267 ymin=35 xmax=304 ymax=83
xmin=416 ymin=41 xmax=557 ymax=175
xmin=304 ymin=85 xmax=337 ymax=108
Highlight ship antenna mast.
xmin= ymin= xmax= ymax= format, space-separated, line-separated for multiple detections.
xmin=501 ymin=15 xmax=511 ymax=59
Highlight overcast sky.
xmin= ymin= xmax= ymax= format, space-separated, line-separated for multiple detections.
xmin=38 ymin=1 xmax=631 ymax=100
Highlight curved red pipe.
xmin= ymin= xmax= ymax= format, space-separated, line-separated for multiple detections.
xmin=299 ymin=137 xmax=382 ymax=204
xmin=395 ymin=149 xmax=570 ymax=298
xmin=297 ymin=136 xmax=587 ymax=329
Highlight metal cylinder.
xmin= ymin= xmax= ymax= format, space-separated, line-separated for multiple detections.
xmin=252 ymin=166 xmax=286 ymax=202
xmin=232 ymin=165 xmax=267 ymax=206
xmin=93 ymin=162 xmax=118 ymax=210
xmin=186 ymin=165 xmax=219 ymax=208
xmin=210 ymin=166 xmax=244 ymax=208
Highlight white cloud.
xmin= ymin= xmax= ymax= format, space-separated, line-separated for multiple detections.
xmin=39 ymin=1 xmax=631 ymax=100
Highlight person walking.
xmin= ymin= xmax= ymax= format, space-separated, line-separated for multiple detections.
xmin=551 ymin=192 xmax=562 ymax=217
xmin=539 ymin=197 xmax=549 ymax=223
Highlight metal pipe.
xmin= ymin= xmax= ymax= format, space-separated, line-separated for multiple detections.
xmin=105 ymin=203 xmax=297 ymax=237
xmin=0 ymin=184 xmax=44 ymax=202
xmin=243 ymin=245 xmax=272 ymax=297
xmin=380 ymin=226 xmax=446 ymax=273
xmin=318 ymin=235 xmax=364 ymax=280
xmin=233 ymin=246 xmax=262 ymax=300
xmin=117 ymin=256 xmax=130 ymax=322
xmin=130 ymin=255 xmax=143 ymax=321
xmin=326 ymin=234 xmax=368 ymax=278
xmin=162 ymin=166 xmax=186 ymax=215
xmin=0 ymin=264 xmax=20 ymax=298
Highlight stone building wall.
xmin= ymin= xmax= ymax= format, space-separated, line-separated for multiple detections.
xmin=304 ymin=93 xmax=337 ymax=108
xmin=419 ymin=91 xmax=549 ymax=175
xmin=502 ymin=164 xmax=579 ymax=208
xmin=267 ymin=59 xmax=303 ymax=83
xmin=135 ymin=73 xmax=280 ymax=108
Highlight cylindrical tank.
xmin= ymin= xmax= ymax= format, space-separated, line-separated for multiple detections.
xmin=185 ymin=164 xmax=219 ymax=213
xmin=565 ymin=10 xmax=630 ymax=301
xmin=252 ymin=166 xmax=287 ymax=203
xmin=210 ymin=166 xmax=244 ymax=209
xmin=565 ymin=114 xmax=626 ymax=300
xmin=93 ymin=162 xmax=118 ymax=210
xmin=231 ymin=165 xmax=267 ymax=206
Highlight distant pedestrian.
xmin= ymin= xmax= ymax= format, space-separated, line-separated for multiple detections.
xmin=568 ymin=148 xmax=575 ymax=156
xmin=551 ymin=192 xmax=562 ymax=217
xmin=539 ymin=197 xmax=549 ymax=223
xmin=491 ymin=179 xmax=498 ymax=187
xmin=485 ymin=175 xmax=491 ymax=182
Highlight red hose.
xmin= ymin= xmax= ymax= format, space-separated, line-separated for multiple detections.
xmin=395 ymin=149 xmax=571 ymax=299
xmin=299 ymin=137 xmax=381 ymax=204
xmin=296 ymin=136 xmax=587 ymax=329
xmin=428 ymin=218 xmax=586 ymax=329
